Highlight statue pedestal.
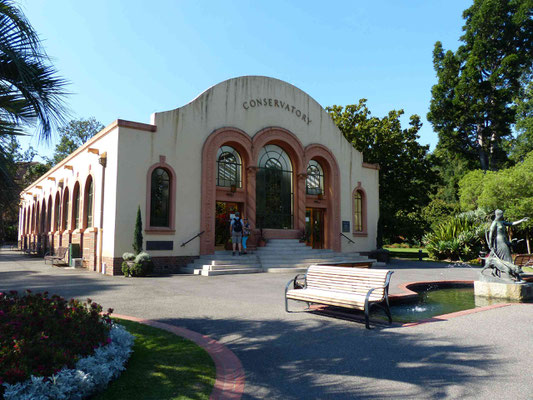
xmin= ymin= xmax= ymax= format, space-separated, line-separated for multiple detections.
xmin=474 ymin=275 xmax=533 ymax=301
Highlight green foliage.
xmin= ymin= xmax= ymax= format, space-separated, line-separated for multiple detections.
xmin=511 ymin=80 xmax=533 ymax=163
xmin=428 ymin=0 xmax=533 ymax=171
xmin=458 ymin=151 xmax=533 ymax=232
xmin=421 ymin=197 xmax=461 ymax=231
xmin=48 ymin=118 xmax=104 ymax=166
xmin=133 ymin=206 xmax=143 ymax=255
xmin=22 ymin=163 xmax=51 ymax=186
xmin=0 ymin=291 xmax=112 ymax=387
xmin=327 ymin=99 xmax=437 ymax=243
xmin=121 ymin=259 xmax=153 ymax=278
xmin=424 ymin=211 xmax=488 ymax=261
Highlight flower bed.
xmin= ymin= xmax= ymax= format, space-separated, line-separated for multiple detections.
xmin=0 ymin=291 xmax=134 ymax=399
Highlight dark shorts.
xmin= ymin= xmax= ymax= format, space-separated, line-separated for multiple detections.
xmin=232 ymin=232 xmax=242 ymax=243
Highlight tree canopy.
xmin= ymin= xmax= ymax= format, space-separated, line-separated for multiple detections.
xmin=428 ymin=0 xmax=533 ymax=171
xmin=48 ymin=117 xmax=104 ymax=165
xmin=327 ymin=99 xmax=437 ymax=243
xmin=458 ymin=150 xmax=533 ymax=230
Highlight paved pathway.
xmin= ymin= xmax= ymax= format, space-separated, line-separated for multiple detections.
xmin=1 ymin=250 xmax=532 ymax=399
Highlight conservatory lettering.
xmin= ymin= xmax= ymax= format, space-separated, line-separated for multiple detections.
xmin=242 ymin=98 xmax=312 ymax=125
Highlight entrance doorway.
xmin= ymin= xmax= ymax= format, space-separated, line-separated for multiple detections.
xmin=215 ymin=201 xmax=242 ymax=250
xmin=306 ymin=208 xmax=324 ymax=249
xmin=256 ymin=145 xmax=294 ymax=229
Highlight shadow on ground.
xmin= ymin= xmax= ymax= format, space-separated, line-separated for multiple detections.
xmin=159 ymin=316 xmax=502 ymax=399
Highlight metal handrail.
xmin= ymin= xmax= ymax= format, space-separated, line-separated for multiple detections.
xmin=181 ymin=231 xmax=205 ymax=247
xmin=340 ymin=232 xmax=355 ymax=244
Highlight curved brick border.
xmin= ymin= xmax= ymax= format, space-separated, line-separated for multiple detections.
xmin=390 ymin=280 xmax=533 ymax=328
xmin=113 ymin=314 xmax=245 ymax=400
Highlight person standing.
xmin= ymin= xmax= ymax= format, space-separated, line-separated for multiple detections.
xmin=230 ymin=212 xmax=243 ymax=256
xmin=242 ymin=217 xmax=251 ymax=255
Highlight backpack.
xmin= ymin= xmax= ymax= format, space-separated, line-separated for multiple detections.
xmin=233 ymin=218 xmax=242 ymax=232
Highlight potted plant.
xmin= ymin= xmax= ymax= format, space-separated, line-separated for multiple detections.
xmin=121 ymin=207 xmax=154 ymax=277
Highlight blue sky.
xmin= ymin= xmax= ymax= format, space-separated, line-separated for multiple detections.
xmin=20 ymin=0 xmax=470 ymax=159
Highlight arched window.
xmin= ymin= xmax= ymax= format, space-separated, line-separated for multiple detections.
xmin=353 ymin=191 xmax=363 ymax=232
xmin=306 ymin=160 xmax=324 ymax=195
xmin=22 ymin=209 xmax=27 ymax=235
xmin=352 ymin=186 xmax=367 ymax=236
xmin=54 ymin=192 xmax=60 ymax=231
xmin=84 ymin=176 xmax=94 ymax=228
xmin=72 ymin=183 xmax=80 ymax=230
xmin=256 ymin=145 xmax=294 ymax=229
xmin=47 ymin=196 xmax=52 ymax=232
xmin=40 ymin=201 xmax=46 ymax=233
xmin=62 ymin=188 xmax=69 ymax=230
xmin=216 ymin=146 xmax=242 ymax=188
xmin=150 ymin=168 xmax=171 ymax=227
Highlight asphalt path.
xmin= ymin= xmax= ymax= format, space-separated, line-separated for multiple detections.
xmin=1 ymin=250 xmax=532 ymax=399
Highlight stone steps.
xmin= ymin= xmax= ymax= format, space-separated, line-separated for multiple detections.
xmin=181 ymin=239 xmax=375 ymax=276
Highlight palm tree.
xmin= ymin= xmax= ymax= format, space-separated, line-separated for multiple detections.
xmin=0 ymin=0 xmax=68 ymax=239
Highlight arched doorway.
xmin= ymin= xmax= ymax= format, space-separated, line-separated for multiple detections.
xmin=256 ymin=145 xmax=293 ymax=229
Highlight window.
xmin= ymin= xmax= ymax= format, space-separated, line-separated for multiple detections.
xmin=47 ymin=196 xmax=52 ymax=232
xmin=54 ymin=193 xmax=60 ymax=231
xmin=256 ymin=145 xmax=294 ymax=229
xmin=150 ymin=168 xmax=171 ymax=227
xmin=353 ymin=190 xmax=363 ymax=232
xmin=306 ymin=160 xmax=324 ymax=195
xmin=216 ymin=146 xmax=242 ymax=188
xmin=62 ymin=188 xmax=69 ymax=230
xmin=84 ymin=177 xmax=94 ymax=228
xmin=72 ymin=184 xmax=80 ymax=230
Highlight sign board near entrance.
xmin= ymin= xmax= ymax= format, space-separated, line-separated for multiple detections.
xmin=342 ymin=221 xmax=350 ymax=233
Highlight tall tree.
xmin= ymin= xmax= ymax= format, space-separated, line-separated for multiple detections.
xmin=48 ymin=117 xmax=104 ymax=165
xmin=510 ymin=79 xmax=533 ymax=162
xmin=327 ymin=100 xmax=437 ymax=243
xmin=428 ymin=0 xmax=533 ymax=171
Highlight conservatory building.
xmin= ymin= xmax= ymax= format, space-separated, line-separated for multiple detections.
xmin=18 ymin=76 xmax=380 ymax=275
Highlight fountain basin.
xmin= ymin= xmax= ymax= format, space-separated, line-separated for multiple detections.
xmin=474 ymin=278 xmax=533 ymax=301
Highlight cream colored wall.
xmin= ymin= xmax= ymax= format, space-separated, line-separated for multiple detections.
xmin=114 ymin=76 xmax=379 ymax=255
xmin=19 ymin=127 xmax=120 ymax=259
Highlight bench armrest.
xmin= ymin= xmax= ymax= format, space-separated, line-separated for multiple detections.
xmin=364 ymin=271 xmax=393 ymax=304
xmin=285 ymin=273 xmax=307 ymax=295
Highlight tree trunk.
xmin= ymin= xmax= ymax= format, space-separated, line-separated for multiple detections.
xmin=477 ymin=125 xmax=489 ymax=171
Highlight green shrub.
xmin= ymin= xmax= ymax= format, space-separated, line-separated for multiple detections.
xmin=121 ymin=253 xmax=153 ymax=278
xmin=423 ymin=211 xmax=488 ymax=261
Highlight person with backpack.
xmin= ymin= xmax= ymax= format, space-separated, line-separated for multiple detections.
xmin=242 ymin=217 xmax=251 ymax=255
xmin=230 ymin=211 xmax=243 ymax=256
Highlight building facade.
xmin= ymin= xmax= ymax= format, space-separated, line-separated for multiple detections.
xmin=18 ymin=76 xmax=379 ymax=275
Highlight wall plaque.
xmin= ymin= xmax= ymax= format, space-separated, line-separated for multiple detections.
xmin=342 ymin=221 xmax=350 ymax=233
xmin=146 ymin=241 xmax=174 ymax=251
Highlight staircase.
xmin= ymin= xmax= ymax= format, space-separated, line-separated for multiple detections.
xmin=182 ymin=239 xmax=375 ymax=276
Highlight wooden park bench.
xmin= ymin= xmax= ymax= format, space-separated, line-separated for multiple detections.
xmin=514 ymin=254 xmax=533 ymax=268
xmin=24 ymin=242 xmax=37 ymax=255
xmin=44 ymin=246 xmax=68 ymax=266
xmin=285 ymin=265 xmax=393 ymax=329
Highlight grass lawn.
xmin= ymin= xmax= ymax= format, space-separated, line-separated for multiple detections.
xmin=93 ymin=318 xmax=216 ymax=400
xmin=384 ymin=247 xmax=430 ymax=260
xmin=523 ymin=266 xmax=533 ymax=273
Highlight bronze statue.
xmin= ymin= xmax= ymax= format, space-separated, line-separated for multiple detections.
xmin=482 ymin=209 xmax=529 ymax=282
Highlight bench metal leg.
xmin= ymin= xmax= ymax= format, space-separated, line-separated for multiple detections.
xmin=285 ymin=296 xmax=291 ymax=313
xmin=364 ymin=299 xmax=371 ymax=329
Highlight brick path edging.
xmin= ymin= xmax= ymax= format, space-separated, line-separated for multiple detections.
xmin=113 ymin=314 xmax=245 ymax=400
